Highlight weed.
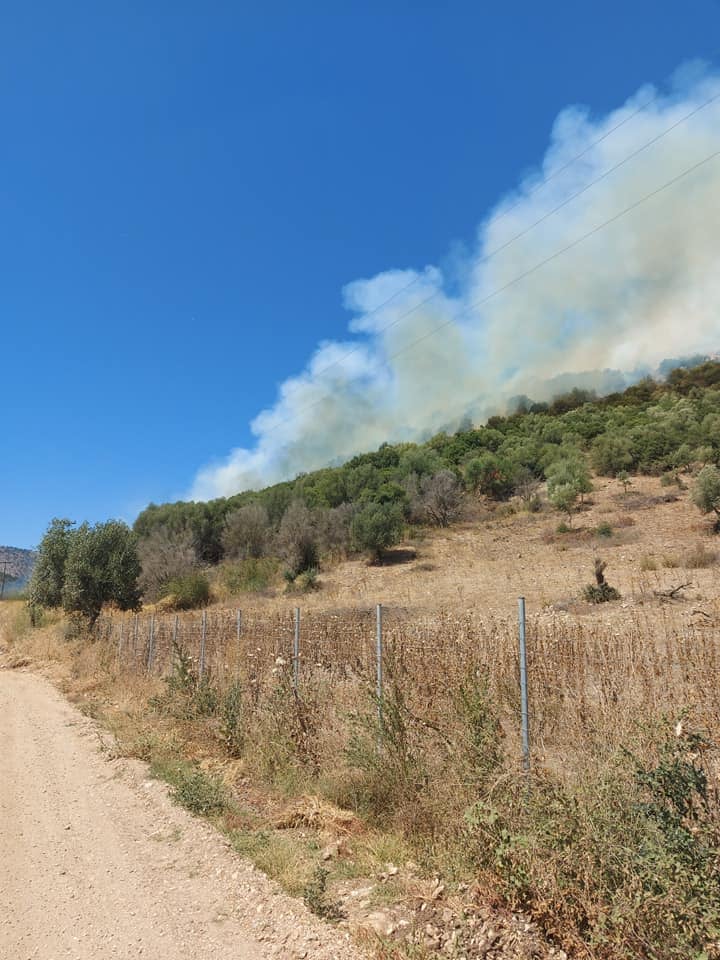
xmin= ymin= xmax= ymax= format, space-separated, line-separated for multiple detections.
xmin=683 ymin=542 xmax=717 ymax=569
xmin=152 ymin=759 xmax=228 ymax=817
xmin=302 ymin=865 xmax=344 ymax=922
xmin=220 ymin=680 xmax=245 ymax=757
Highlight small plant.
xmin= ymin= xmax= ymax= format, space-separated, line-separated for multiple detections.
xmin=298 ymin=567 xmax=319 ymax=592
xmin=153 ymin=760 xmax=228 ymax=817
xmin=166 ymin=639 xmax=196 ymax=697
xmin=617 ymin=470 xmax=632 ymax=495
xmin=556 ymin=521 xmax=571 ymax=534
xmin=302 ymin=865 xmax=344 ymax=922
xmin=683 ymin=542 xmax=717 ymax=569
xmin=193 ymin=675 xmax=220 ymax=716
xmin=595 ymin=521 xmax=613 ymax=538
xmin=583 ymin=558 xmax=621 ymax=603
xmin=220 ymin=680 xmax=245 ymax=758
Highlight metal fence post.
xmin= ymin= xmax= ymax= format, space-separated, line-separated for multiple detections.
xmin=147 ymin=614 xmax=155 ymax=672
xmin=199 ymin=609 xmax=207 ymax=680
xmin=172 ymin=613 xmax=179 ymax=649
xmin=518 ymin=597 xmax=530 ymax=775
xmin=293 ymin=607 xmax=300 ymax=694
xmin=236 ymin=609 xmax=242 ymax=677
xmin=376 ymin=603 xmax=384 ymax=737
xmin=133 ymin=614 xmax=139 ymax=662
xmin=117 ymin=618 xmax=124 ymax=660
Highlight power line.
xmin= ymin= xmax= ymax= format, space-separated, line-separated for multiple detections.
xmin=272 ymin=81 xmax=719 ymax=416
xmin=262 ymin=145 xmax=720 ymax=433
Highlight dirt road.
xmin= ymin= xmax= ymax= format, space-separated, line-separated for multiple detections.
xmin=0 ymin=668 xmax=363 ymax=960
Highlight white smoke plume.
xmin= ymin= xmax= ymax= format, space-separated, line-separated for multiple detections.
xmin=191 ymin=63 xmax=720 ymax=501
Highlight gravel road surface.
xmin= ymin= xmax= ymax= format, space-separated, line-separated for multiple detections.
xmin=0 ymin=668 xmax=364 ymax=960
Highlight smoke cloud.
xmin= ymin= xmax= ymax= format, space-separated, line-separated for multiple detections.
xmin=191 ymin=63 xmax=720 ymax=501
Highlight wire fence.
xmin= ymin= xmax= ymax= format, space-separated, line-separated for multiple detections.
xmin=95 ymin=599 xmax=720 ymax=768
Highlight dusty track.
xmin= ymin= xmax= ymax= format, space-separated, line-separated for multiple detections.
xmin=0 ymin=668 xmax=363 ymax=960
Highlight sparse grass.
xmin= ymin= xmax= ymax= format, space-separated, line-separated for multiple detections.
xmin=683 ymin=542 xmax=717 ymax=569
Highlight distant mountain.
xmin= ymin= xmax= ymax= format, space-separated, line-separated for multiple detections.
xmin=0 ymin=546 xmax=36 ymax=593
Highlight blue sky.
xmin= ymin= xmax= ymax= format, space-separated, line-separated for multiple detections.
xmin=3 ymin=1 xmax=720 ymax=549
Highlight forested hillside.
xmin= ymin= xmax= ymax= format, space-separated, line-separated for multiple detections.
xmin=134 ymin=360 xmax=720 ymax=568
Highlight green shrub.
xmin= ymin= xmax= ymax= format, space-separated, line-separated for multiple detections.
xmin=595 ymin=521 xmax=613 ymax=538
xmin=151 ymin=759 xmax=228 ymax=817
xmin=302 ymin=866 xmax=344 ymax=922
xmin=220 ymin=558 xmax=279 ymax=595
xmin=583 ymin=582 xmax=621 ymax=603
xmin=163 ymin=571 xmax=210 ymax=610
xmin=464 ymin=721 xmax=720 ymax=959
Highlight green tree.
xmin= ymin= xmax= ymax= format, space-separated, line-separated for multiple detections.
xmin=548 ymin=482 xmax=579 ymax=524
xmin=28 ymin=518 xmax=76 ymax=609
xmin=547 ymin=454 xmax=592 ymax=497
xmin=351 ymin=502 xmax=404 ymax=563
xmin=62 ymin=521 xmax=141 ymax=624
xmin=546 ymin=456 xmax=592 ymax=524
xmin=691 ymin=465 xmax=720 ymax=531
xmin=590 ymin=433 xmax=635 ymax=476
xmin=464 ymin=453 xmax=514 ymax=499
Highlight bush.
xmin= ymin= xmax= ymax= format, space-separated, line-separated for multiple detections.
xmin=683 ymin=542 xmax=717 ymax=569
xmin=153 ymin=760 xmax=228 ymax=817
xmin=465 ymin=721 xmax=720 ymax=960
xmin=351 ymin=502 xmax=405 ymax=563
xmin=220 ymin=558 xmax=279 ymax=595
xmin=276 ymin=501 xmax=319 ymax=577
xmin=584 ymin=582 xmax=621 ymax=603
xmin=138 ymin=526 xmax=197 ymax=602
xmin=163 ymin=571 xmax=211 ymax=610
xmin=414 ymin=470 xmax=465 ymax=527
xmin=583 ymin=558 xmax=620 ymax=603
xmin=692 ymin=465 xmax=720 ymax=530
xmin=222 ymin=504 xmax=270 ymax=560
xmin=595 ymin=521 xmax=613 ymax=538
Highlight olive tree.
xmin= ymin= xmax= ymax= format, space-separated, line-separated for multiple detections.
xmin=692 ymin=465 xmax=720 ymax=531
xmin=62 ymin=521 xmax=141 ymax=625
xmin=28 ymin=518 xmax=75 ymax=610
xmin=351 ymin=501 xmax=404 ymax=563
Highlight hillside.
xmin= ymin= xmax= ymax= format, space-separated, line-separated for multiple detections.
xmin=0 ymin=545 xmax=35 ymax=587
xmin=219 ymin=473 xmax=715 ymax=615
xmin=133 ymin=359 xmax=720 ymax=584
